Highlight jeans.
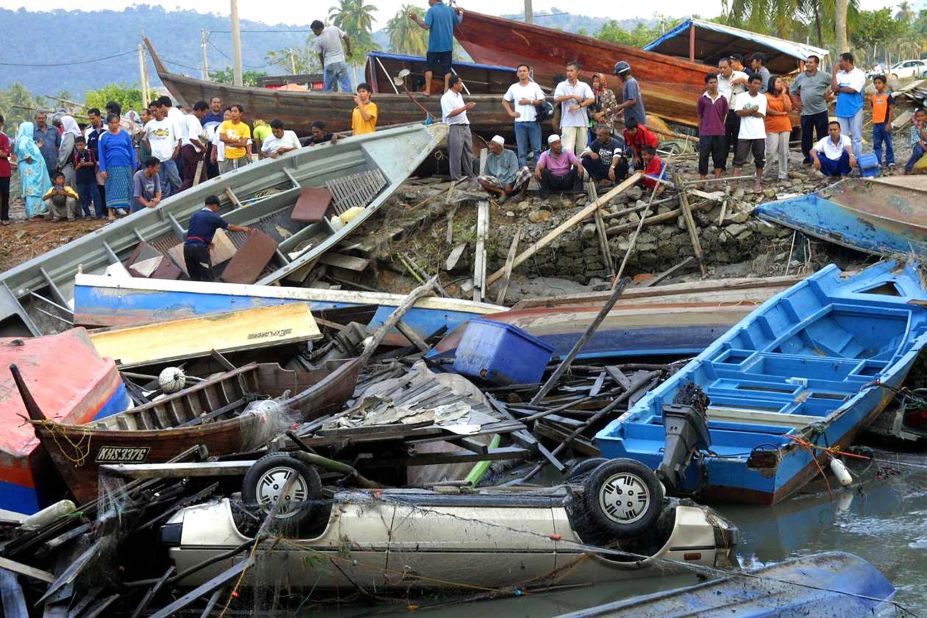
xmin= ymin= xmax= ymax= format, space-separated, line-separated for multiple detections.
xmin=837 ymin=110 xmax=864 ymax=162
xmin=873 ymin=123 xmax=895 ymax=166
xmin=581 ymin=155 xmax=628 ymax=182
xmin=158 ymin=159 xmax=181 ymax=198
xmin=698 ymin=135 xmax=726 ymax=175
xmin=905 ymin=144 xmax=926 ymax=173
xmin=800 ymin=112 xmax=829 ymax=163
xmin=76 ymin=179 xmax=103 ymax=218
xmin=513 ymin=121 xmax=542 ymax=167
xmin=820 ymin=151 xmax=853 ymax=177
xmin=765 ymin=131 xmax=790 ymax=179
xmin=323 ymin=62 xmax=352 ymax=93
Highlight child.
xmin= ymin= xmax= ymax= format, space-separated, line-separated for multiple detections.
xmin=870 ymin=75 xmax=895 ymax=168
xmin=72 ymin=136 xmax=103 ymax=218
xmin=42 ymin=172 xmax=80 ymax=222
xmin=640 ymin=146 xmax=666 ymax=195
xmin=351 ymin=83 xmax=378 ymax=136
xmin=905 ymin=108 xmax=927 ymax=174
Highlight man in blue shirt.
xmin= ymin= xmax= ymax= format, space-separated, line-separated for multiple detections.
xmin=183 ymin=195 xmax=253 ymax=281
xmin=409 ymin=0 xmax=462 ymax=95
xmin=831 ymin=52 xmax=867 ymax=162
xmin=33 ymin=112 xmax=60 ymax=181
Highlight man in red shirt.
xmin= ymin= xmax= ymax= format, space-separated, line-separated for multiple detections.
xmin=639 ymin=146 xmax=666 ymax=195
xmin=622 ymin=118 xmax=658 ymax=170
xmin=0 ymin=114 xmax=10 ymax=225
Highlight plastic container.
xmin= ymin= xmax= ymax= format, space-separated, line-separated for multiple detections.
xmin=452 ymin=319 xmax=555 ymax=385
xmin=858 ymin=152 xmax=880 ymax=177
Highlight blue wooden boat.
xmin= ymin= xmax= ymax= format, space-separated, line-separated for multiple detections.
xmin=71 ymin=274 xmax=504 ymax=343
xmin=595 ymin=261 xmax=927 ymax=504
xmin=754 ymin=176 xmax=927 ymax=256
xmin=557 ymin=551 xmax=895 ymax=617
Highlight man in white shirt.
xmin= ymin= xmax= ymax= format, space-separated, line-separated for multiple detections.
xmin=717 ymin=57 xmax=748 ymax=163
xmin=553 ymin=61 xmax=595 ymax=155
xmin=311 ymin=19 xmax=352 ymax=93
xmin=502 ymin=63 xmax=546 ymax=167
xmin=441 ymin=75 xmax=476 ymax=182
xmin=732 ymin=74 xmax=767 ymax=191
xmin=261 ymin=120 xmax=302 ymax=158
xmin=179 ymin=101 xmax=208 ymax=191
xmin=831 ymin=52 xmax=867 ymax=162
xmin=145 ymin=101 xmax=181 ymax=198
xmin=811 ymin=121 xmax=857 ymax=177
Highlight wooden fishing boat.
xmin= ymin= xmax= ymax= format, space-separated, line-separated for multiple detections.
xmin=0 ymin=329 xmax=130 ymax=514
xmin=454 ymin=11 xmax=711 ymax=128
xmin=754 ymin=177 xmax=927 ymax=256
xmin=595 ymin=261 xmax=927 ymax=505
xmin=71 ymin=274 xmax=504 ymax=343
xmin=146 ymin=39 xmax=514 ymax=135
xmin=15 ymin=357 xmax=363 ymax=504
xmin=0 ymin=122 xmax=445 ymax=339
xmin=364 ymin=50 xmax=515 ymax=96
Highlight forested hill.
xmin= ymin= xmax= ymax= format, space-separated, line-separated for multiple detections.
xmin=0 ymin=6 xmax=312 ymax=96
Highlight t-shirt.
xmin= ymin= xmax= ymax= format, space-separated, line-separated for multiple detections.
xmin=211 ymin=125 xmax=226 ymax=162
xmin=538 ymin=148 xmax=578 ymax=176
xmin=261 ymin=130 xmax=301 ymax=156
xmin=585 ymin=137 xmax=625 ymax=167
xmin=814 ymin=135 xmax=851 ymax=160
xmin=166 ymin=107 xmax=187 ymax=141
xmin=754 ymin=66 xmax=771 ymax=93
xmin=554 ymin=79 xmax=594 ymax=128
xmin=72 ymin=148 xmax=96 ymax=184
xmin=185 ymin=208 xmax=229 ymax=245
xmin=144 ymin=118 xmax=178 ymax=163
xmin=621 ymin=77 xmax=647 ymax=126
xmin=503 ymin=81 xmax=546 ymax=123
xmin=132 ymin=169 xmax=161 ymax=210
xmin=734 ymin=92 xmax=767 ymax=140
xmin=789 ymin=70 xmax=831 ymax=116
xmin=312 ymin=26 xmax=347 ymax=66
xmin=352 ymin=102 xmax=378 ymax=135
xmin=253 ymin=124 xmax=273 ymax=142
xmin=83 ymin=125 xmax=106 ymax=157
xmin=219 ymin=120 xmax=251 ymax=160
xmin=871 ymin=92 xmax=894 ymax=124
xmin=641 ymin=156 xmax=665 ymax=189
xmin=441 ymin=90 xmax=469 ymax=125
xmin=182 ymin=114 xmax=206 ymax=149
xmin=717 ymin=70 xmax=748 ymax=106
xmin=764 ymin=92 xmax=792 ymax=134
xmin=623 ymin=125 xmax=658 ymax=156
xmin=309 ymin=133 xmax=334 ymax=145
xmin=0 ymin=132 xmax=10 ymax=178
xmin=424 ymin=2 xmax=461 ymax=53
xmin=834 ymin=68 xmax=866 ymax=118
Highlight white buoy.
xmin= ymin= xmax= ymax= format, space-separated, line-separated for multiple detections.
xmin=158 ymin=367 xmax=187 ymax=394
xmin=830 ymin=456 xmax=853 ymax=487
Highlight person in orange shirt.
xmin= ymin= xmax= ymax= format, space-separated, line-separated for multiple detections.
xmin=764 ymin=76 xmax=793 ymax=181
xmin=870 ymin=75 xmax=895 ymax=167
xmin=351 ymin=83 xmax=378 ymax=136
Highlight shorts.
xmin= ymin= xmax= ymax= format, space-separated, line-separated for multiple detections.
xmin=426 ymin=51 xmax=453 ymax=76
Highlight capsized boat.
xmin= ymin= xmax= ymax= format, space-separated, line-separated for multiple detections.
xmin=16 ymin=358 xmax=363 ymax=504
xmin=754 ymin=176 xmax=927 ymax=256
xmin=0 ymin=122 xmax=445 ymax=338
xmin=595 ymin=261 xmax=927 ymax=505
xmin=0 ymin=329 xmax=130 ymax=514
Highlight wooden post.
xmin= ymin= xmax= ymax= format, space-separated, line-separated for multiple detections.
xmin=230 ymin=0 xmax=243 ymax=87
xmin=495 ymin=227 xmax=521 ymax=305
xmin=473 ymin=201 xmax=489 ymax=301
xmin=689 ymin=22 xmax=696 ymax=63
xmin=674 ymin=172 xmax=707 ymax=276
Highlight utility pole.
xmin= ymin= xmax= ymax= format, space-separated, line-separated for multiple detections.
xmin=201 ymin=29 xmax=210 ymax=80
xmin=524 ymin=0 xmax=533 ymax=23
xmin=137 ymin=42 xmax=151 ymax=106
xmin=230 ymin=0 xmax=243 ymax=86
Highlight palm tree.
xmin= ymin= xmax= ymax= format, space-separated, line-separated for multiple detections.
xmin=386 ymin=5 xmax=428 ymax=56
xmin=329 ymin=0 xmax=378 ymax=64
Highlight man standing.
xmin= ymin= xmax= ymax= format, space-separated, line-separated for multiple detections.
xmin=730 ymin=54 xmax=753 ymax=78
xmin=697 ymin=74 xmax=729 ymax=180
xmin=145 ymin=101 xmax=181 ymax=198
xmin=554 ymin=62 xmax=595 ymax=156
xmin=0 ymin=114 xmax=10 ymax=225
xmin=202 ymin=96 xmax=224 ymax=179
xmin=811 ymin=121 xmax=857 ymax=177
xmin=33 ymin=112 xmax=60 ymax=181
xmin=84 ymin=108 xmax=107 ymax=205
xmin=410 ymin=0 xmax=463 ymax=94
xmin=732 ymin=74 xmax=767 ymax=192
xmin=219 ymin=104 xmax=252 ymax=173
xmin=179 ymin=102 xmax=208 ymax=192
xmin=832 ymin=52 xmax=866 ymax=162
xmin=183 ymin=195 xmax=253 ymax=282
xmin=502 ymin=64 xmax=545 ymax=167
xmin=441 ymin=75 xmax=476 ymax=181
xmin=750 ymin=54 xmax=771 ymax=93
xmin=351 ymin=83 xmax=379 ymax=135
xmin=311 ymin=20 xmax=352 ymax=93
xmin=613 ymin=61 xmax=646 ymax=127
xmin=535 ymin=134 xmax=584 ymax=198
xmin=790 ymin=55 xmax=831 ymax=166
xmin=477 ymin=135 xmax=529 ymax=202
xmin=581 ymin=126 xmax=628 ymax=185
xmin=717 ymin=58 xmax=748 ymax=161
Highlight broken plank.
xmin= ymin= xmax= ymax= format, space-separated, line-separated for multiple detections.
xmin=130 ymin=567 xmax=174 ymax=618
xmin=149 ymin=557 xmax=255 ymax=618
xmin=641 ymin=256 xmax=695 ymax=288
xmin=395 ymin=320 xmax=430 ymax=353
xmin=445 ymin=243 xmax=467 ymax=271
xmin=318 ymin=253 xmax=370 ymax=272
xmin=594 ymin=209 xmax=615 ymax=277
xmin=473 ymin=201 xmax=489 ymax=302
xmin=0 ymin=556 xmax=55 ymax=584
xmin=494 ymin=227 xmax=521 ymax=305
xmin=99 ymin=461 xmax=255 ymax=479
xmin=533 ymin=422 xmax=601 ymax=457
xmin=675 ymin=172 xmax=707 ymax=276
xmin=604 ymin=366 xmax=632 ymax=390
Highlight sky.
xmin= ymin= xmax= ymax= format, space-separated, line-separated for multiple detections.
xmin=1 ymin=0 xmax=903 ymax=29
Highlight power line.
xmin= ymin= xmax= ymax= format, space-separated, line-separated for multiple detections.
xmin=0 ymin=50 xmax=135 ymax=67
xmin=207 ymin=40 xmax=269 ymax=71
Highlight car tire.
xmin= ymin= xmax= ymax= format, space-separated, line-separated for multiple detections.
xmin=242 ymin=453 xmax=322 ymax=530
xmin=582 ymin=458 xmax=664 ymax=539
xmin=567 ymin=457 xmax=609 ymax=481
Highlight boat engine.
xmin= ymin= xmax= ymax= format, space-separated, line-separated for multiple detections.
xmin=658 ymin=382 xmax=711 ymax=493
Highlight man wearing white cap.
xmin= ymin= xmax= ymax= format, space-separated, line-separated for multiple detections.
xmin=441 ymin=75 xmax=477 ymax=181
xmin=535 ymin=134 xmax=584 ymax=198
xmin=477 ymin=135 xmax=531 ymax=202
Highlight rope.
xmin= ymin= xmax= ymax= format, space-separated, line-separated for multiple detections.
xmin=0 ymin=50 xmax=136 ymax=67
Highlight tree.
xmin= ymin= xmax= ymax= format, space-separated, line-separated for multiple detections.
xmin=386 ymin=5 xmax=427 ymax=56
xmin=835 ymin=0 xmax=848 ymax=53
xmin=329 ymin=0 xmax=379 ymax=63
xmin=266 ymin=46 xmax=321 ymax=75
xmin=0 ymin=83 xmax=46 ymax=128
xmin=596 ymin=19 xmax=676 ymax=48
xmin=84 ymin=83 xmax=144 ymax=114
xmin=211 ymin=68 xmax=269 ymax=87
xmin=851 ymin=9 xmax=906 ymax=65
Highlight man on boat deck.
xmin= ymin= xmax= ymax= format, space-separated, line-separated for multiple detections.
xmin=811 ymin=121 xmax=857 ymax=177
xmin=409 ymin=0 xmax=463 ymax=94
xmin=477 ymin=135 xmax=531 ymax=202
xmin=441 ymin=75 xmax=477 ymax=182
xmin=183 ymin=195 xmax=253 ymax=282
xmin=311 ymin=20 xmax=353 ymax=93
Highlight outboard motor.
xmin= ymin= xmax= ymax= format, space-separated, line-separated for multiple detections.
xmin=318 ymin=322 xmax=369 ymax=362
xmin=658 ymin=382 xmax=712 ymax=492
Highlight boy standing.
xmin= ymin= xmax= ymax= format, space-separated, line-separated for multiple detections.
xmin=870 ymin=75 xmax=894 ymax=168
xmin=72 ymin=136 xmax=103 ymax=218
xmin=352 ymin=83 xmax=379 ymax=136
xmin=732 ymin=74 xmax=768 ymax=191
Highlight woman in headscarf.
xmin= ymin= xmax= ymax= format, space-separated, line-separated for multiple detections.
xmin=57 ymin=115 xmax=81 ymax=188
xmin=13 ymin=122 xmax=51 ymax=219
xmin=590 ymin=73 xmax=619 ymax=136
xmin=97 ymin=113 xmax=137 ymax=221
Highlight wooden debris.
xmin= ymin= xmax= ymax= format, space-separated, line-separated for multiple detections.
xmin=641 ymin=256 xmax=695 ymax=288
xmin=0 ymin=556 xmax=55 ymax=583
xmin=473 ymin=201 xmax=489 ymax=301
xmin=149 ymin=557 xmax=255 ymax=618
xmin=675 ymin=172 xmax=707 ymax=276
xmin=445 ymin=243 xmax=467 ymax=271
xmin=494 ymin=227 xmax=521 ymax=305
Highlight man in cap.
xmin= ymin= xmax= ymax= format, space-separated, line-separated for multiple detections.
xmin=477 ymin=135 xmax=531 ymax=202
xmin=613 ymin=61 xmax=647 ymax=127
xmin=535 ymin=134 xmax=584 ymax=198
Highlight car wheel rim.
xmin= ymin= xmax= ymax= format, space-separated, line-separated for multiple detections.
xmin=598 ymin=472 xmax=651 ymax=525
xmin=255 ymin=466 xmax=309 ymax=518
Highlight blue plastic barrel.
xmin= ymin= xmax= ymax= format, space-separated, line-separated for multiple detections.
xmin=452 ymin=319 xmax=555 ymax=385
xmin=858 ymin=152 xmax=880 ymax=177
